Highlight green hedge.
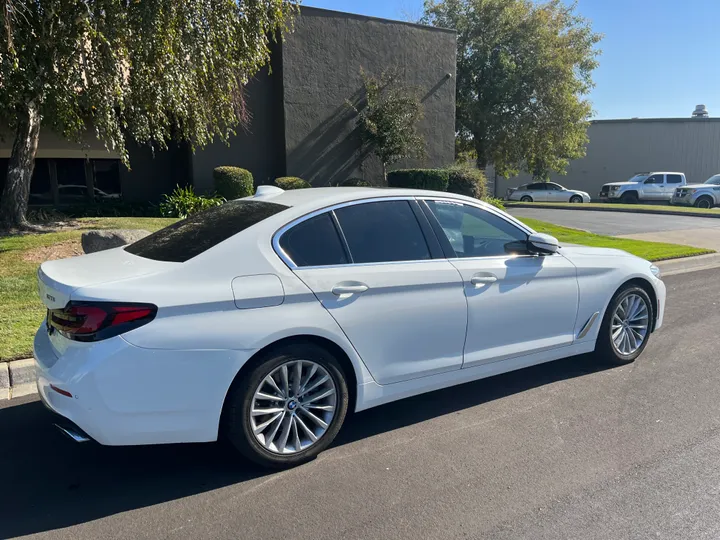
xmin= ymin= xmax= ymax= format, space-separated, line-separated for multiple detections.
xmin=213 ymin=166 xmax=254 ymax=199
xmin=386 ymin=169 xmax=450 ymax=191
xmin=446 ymin=166 xmax=487 ymax=199
xmin=339 ymin=177 xmax=373 ymax=187
xmin=275 ymin=176 xmax=311 ymax=190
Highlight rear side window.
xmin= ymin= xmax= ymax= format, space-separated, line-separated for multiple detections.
xmin=126 ymin=200 xmax=288 ymax=262
xmin=279 ymin=213 xmax=348 ymax=267
xmin=334 ymin=201 xmax=431 ymax=264
xmin=666 ymin=174 xmax=683 ymax=184
xmin=527 ymin=183 xmax=546 ymax=190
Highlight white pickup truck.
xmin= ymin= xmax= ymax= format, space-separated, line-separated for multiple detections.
xmin=599 ymin=172 xmax=686 ymax=203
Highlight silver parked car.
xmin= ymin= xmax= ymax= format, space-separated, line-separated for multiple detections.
xmin=671 ymin=174 xmax=720 ymax=208
xmin=507 ymin=182 xmax=591 ymax=203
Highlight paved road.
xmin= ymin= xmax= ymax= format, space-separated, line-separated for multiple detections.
xmin=508 ymin=207 xmax=720 ymax=236
xmin=2 ymin=269 xmax=720 ymax=539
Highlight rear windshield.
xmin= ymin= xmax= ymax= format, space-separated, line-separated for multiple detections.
xmin=125 ymin=200 xmax=289 ymax=262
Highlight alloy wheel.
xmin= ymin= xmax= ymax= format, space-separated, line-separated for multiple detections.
xmin=611 ymin=293 xmax=649 ymax=355
xmin=250 ymin=360 xmax=337 ymax=455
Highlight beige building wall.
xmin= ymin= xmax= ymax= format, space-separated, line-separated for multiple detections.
xmin=494 ymin=118 xmax=720 ymax=198
xmin=0 ymin=127 xmax=119 ymax=159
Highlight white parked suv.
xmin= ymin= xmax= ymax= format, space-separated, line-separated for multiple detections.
xmin=599 ymin=172 xmax=686 ymax=203
xmin=35 ymin=186 xmax=665 ymax=468
xmin=671 ymin=174 xmax=720 ymax=208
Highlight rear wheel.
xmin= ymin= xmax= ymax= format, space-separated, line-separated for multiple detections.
xmin=569 ymin=195 xmax=583 ymax=203
xmin=224 ymin=343 xmax=349 ymax=468
xmin=520 ymin=195 xmax=533 ymax=202
xmin=595 ymin=285 xmax=653 ymax=365
xmin=620 ymin=192 xmax=639 ymax=204
xmin=694 ymin=196 xmax=714 ymax=209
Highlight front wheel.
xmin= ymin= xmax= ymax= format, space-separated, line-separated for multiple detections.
xmin=569 ymin=195 xmax=583 ymax=203
xmin=595 ymin=285 xmax=653 ymax=365
xmin=223 ymin=343 xmax=349 ymax=468
xmin=694 ymin=196 xmax=714 ymax=209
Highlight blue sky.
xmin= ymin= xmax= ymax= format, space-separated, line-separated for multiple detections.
xmin=303 ymin=0 xmax=720 ymax=120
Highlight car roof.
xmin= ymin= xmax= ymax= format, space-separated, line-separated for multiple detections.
xmin=252 ymin=186 xmax=490 ymax=214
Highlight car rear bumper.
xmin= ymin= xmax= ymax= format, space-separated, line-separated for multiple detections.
xmin=34 ymin=323 xmax=255 ymax=446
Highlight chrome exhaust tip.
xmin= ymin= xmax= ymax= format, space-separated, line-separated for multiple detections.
xmin=54 ymin=423 xmax=91 ymax=443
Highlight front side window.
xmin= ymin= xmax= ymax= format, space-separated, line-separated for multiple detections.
xmin=645 ymin=174 xmax=664 ymax=184
xmin=705 ymin=175 xmax=720 ymax=185
xmin=666 ymin=174 xmax=683 ymax=184
xmin=334 ymin=201 xmax=431 ymax=264
xmin=126 ymin=200 xmax=289 ymax=263
xmin=279 ymin=213 xmax=348 ymax=267
xmin=546 ymin=183 xmax=563 ymax=191
xmin=426 ymin=201 xmax=527 ymax=258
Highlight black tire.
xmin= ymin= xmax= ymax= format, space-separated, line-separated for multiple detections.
xmin=520 ymin=195 xmax=533 ymax=202
xmin=223 ymin=342 xmax=349 ymax=469
xmin=569 ymin=195 xmax=583 ymax=203
xmin=694 ymin=196 xmax=714 ymax=209
xmin=594 ymin=284 xmax=653 ymax=365
xmin=620 ymin=191 xmax=639 ymax=204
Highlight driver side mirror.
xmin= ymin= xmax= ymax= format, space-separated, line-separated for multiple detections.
xmin=504 ymin=233 xmax=560 ymax=255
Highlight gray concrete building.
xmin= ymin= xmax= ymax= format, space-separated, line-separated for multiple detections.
xmin=494 ymin=117 xmax=720 ymax=199
xmin=0 ymin=7 xmax=457 ymax=206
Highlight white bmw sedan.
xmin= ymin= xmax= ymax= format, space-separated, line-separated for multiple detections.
xmin=507 ymin=182 xmax=591 ymax=203
xmin=35 ymin=186 xmax=665 ymax=468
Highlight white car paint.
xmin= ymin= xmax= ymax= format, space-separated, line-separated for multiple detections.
xmin=34 ymin=187 xmax=665 ymax=447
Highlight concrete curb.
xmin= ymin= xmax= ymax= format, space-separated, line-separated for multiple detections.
xmin=0 ymin=358 xmax=36 ymax=400
xmin=655 ymin=253 xmax=720 ymax=276
xmin=506 ymin=202 xmax=720 ymax=219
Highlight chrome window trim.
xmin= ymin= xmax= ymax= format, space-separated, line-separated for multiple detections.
xmin=272 ymin=194 xmax=541 ymax=270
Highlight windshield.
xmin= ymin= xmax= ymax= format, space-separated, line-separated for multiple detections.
xmin=125 ymin=199 xmax=289 ymax=263
xmin=628 ymin=174 xmax=649 ymax=182
xmin=705 ymin=175 xmax=720 ymax=185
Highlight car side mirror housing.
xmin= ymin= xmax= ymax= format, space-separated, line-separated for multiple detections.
xmin=527 ymin=233 xmax=559 ymax=254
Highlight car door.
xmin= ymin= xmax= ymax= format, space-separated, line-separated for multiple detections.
xmin=664 ymin=174 xmax=683 ymax=199
xmin=642 ymin=174 xmax=665 ymax=200
xmin=279 ymin=199 xmax=468 ymax=385
xmin=545 ymin=183 xmax=566 ymax=202
xmin=421 ymin=199 xmax=579 ymax=368
xmin=525 ymin=182 xmax=548 ymax=201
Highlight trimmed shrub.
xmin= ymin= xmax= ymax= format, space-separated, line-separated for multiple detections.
xmin=338 ymin=177 xmax=374 ymax=187
xmin=213 ymin=166 xmax=254 ymax=199
xmin=446 ymin=166 xmax=487 ymax=199
xmin=386 ymin=169 xmax=449 ymax=191
xmin=482 ymin=197 xmax=505 ymax=210
xmin=159 ymin=185 xmax=225 ymax=218
xmin=275 ymin=176 xmax=311 ymax=190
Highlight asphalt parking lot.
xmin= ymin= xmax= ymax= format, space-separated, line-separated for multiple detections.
xmin=2 ymin=268 xmax=720 ymax=540
xmin=508 ymin=207 xmax=720 ymax=236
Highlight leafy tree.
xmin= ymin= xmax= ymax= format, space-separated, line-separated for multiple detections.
xmin=0 ymin=0 xmax=297 ymax=229
xmin=423 ymin=0 xmax=601 ymax=178
xmin=352 ymin=69 xmax=425 ymax=181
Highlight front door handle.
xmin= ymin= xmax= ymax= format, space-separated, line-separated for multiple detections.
xmin=470 ymin=274 xmax=498 ymax=287
xmin=331 ymin=282 xmax=369 ymax=297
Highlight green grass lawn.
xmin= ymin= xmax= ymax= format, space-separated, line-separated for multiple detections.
xmin=521 ymin=218 xmax=713 ymax=261
xmin=0 ymin=218 xmax=176 ymax=362
xmin=0 ymin=215 xmax=710 ymax=362
xmin=506 ymin=201 xmax=720 ymax=216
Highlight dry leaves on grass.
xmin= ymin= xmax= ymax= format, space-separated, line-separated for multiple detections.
xmin=21 ymin=239 xmax=84 ymax=263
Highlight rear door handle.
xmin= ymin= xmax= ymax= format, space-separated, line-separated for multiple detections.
xmin=470 ymin=274 xmax=498 ymax=287
xmin=331 ymin=282 xmax=369 ymax=297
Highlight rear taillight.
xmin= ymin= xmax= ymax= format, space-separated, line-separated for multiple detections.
xmin=48 ymin=302 xmax=157 ymax=342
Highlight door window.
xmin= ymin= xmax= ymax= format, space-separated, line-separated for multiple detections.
xmin=644 ymin=174 xmax=664 ymax=184
xmin=526 ymin=183 xmax=546 ymax=190
xmin=666 ymin=174 xmax=683 ymax=184
xmin=426 ymin=201 xmax=527 ymax=258
xmin=334 ymin=201 xmax=431 ymax=264
xmin=546 ymin=183 xmax=563 ymax=191
xmin=279 ymin=213 xmax=349 ymax=267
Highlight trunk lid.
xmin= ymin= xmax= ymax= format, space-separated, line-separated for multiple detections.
xmin=38 ymin=247 xmax=176 ymax=309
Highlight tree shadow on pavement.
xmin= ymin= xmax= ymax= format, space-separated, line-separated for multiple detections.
xmin=0 ymin=353 xmax=608 ymax=538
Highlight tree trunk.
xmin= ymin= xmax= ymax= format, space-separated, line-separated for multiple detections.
xmin=382 ymin=162 xmax=387 ymax=184
xmin=0 ymin=102 xmax=41 ymax=230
